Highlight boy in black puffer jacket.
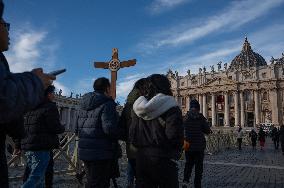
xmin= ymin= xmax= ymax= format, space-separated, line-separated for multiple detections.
xmin=14 ymin=85 xmax=65 ymax=188
xmin=182 ymin=99 xmax=211 ymax=188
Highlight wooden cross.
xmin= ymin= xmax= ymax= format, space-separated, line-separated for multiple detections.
xmin=94 ymin=48 xmax=136 ymax=99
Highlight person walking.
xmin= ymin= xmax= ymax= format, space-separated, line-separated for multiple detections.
xmin=130 ymin=74 xmax=183 ymax=188
xmin=13 ymin=85 xmax=65 ymax=187
xmin=236 ymin=126 xmax=244 ymax=150
xmin=280 ymin=125 xmax=284 ymax=155
xmin=182 ymin=99 xmax=211 ymax=188
xmin=258 ymin=127 xmax=266 ymax=150
xmin=271 ymin=126 xmax=280 ymax=150
xmin=249 ymin=129 xmax=258 ymax=150
xmin=119 ymin=78 xmax=147 ymax=188
xmin=76 ymin=77 xmax=121 ymax=188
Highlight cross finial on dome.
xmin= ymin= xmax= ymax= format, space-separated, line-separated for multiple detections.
xmin=242 ymin=36 xmax=251 ymax=52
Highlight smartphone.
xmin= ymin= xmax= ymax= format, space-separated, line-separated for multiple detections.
xmin=48 ymin=69 xmax=66 ymax=76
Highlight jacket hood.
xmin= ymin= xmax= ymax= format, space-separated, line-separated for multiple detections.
xmin=187 ymin=110 xmax=205 ymax=120
xmin=80 ymin=92 xmax=114 ymax=111
xmin=133 ymin=93 xmax=178 ymax=120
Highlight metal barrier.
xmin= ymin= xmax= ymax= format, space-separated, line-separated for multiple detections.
xmin=7 ymin=130 xmax=252 ymax=183
xmin=7 ymin=132 xmax=83 ymax=184
xmin=205 ymin=130 xmax=251 ymax=154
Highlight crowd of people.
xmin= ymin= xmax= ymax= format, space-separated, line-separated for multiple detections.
xmin=74 ymin=75 xmax=211 ymax=188
xmin=2 ymin=0 xmax=284 ymax=188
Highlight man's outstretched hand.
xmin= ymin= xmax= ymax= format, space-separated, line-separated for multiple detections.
xmin=32 ymin=68 xmax=56 ymax=89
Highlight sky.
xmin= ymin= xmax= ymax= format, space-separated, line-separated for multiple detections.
xmin=3 ymin=0 xmax=284 ymax=103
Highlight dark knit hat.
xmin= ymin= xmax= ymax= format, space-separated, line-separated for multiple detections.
xmin=0 ymin=0 xmax=4 ymax=19
xmin=190 ymin=99 xmax=200 ymax=110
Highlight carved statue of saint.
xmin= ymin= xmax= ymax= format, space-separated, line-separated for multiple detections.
xmin=59 ymin=89 xmax=62 ymax=96
xmin=270 ymin=56 xmax=275 ymax=64
xmin=167 ymin=69 xmax=173 ymax=75
xmin=70 ymin=92 xmax=73 ymax=98
xmin=217 ymin=61 xmax=222 ymax=71
xmin=203 ymin=66 xmax=206 ymax=73
xmin=187 ymin=69 xmax=191 ymax=76
xmin=199 ymin=68 xmax=202 ymax=74
xmin=210 ymin=65 xmax=215 ymax=73
xmin=175 ymin=71 xmax=178 ymax=77
xmin=224 ymin=63 xmax=228 ymax=70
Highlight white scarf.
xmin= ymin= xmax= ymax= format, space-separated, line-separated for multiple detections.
xmin=133 ymin=93 xmax=178 ymax=120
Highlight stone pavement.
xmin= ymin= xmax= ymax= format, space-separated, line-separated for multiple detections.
xmin=9 ymin=139 xmax=284 ymax=188
xmin=178 ymin=139 xmax=284 ymax=188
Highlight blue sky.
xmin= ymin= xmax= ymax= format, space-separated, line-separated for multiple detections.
xmin=3 ymin=0 xmax=284 ymax=103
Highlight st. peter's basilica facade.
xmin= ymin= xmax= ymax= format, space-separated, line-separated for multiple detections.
xmin=167 ymin=38 xmax=284 ymax=128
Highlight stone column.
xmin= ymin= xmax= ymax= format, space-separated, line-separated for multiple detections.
xmin=234 ymin=91 xmax=240 ymax=127
xmin=254 ymin=90 xmax=260 ymax=127
xmin=66 ymin=107 xmax=71 ymax=130
xmin=211 ymin=93 xmax=216 ymax=126
xmin=270 ymin=88 xmax=279 ymax=126
xmin=203 ymin=94 xmax=208 ymax=118
xmin=240 ymin=91 xmax=245 ymax=127
xmin=199 ymin=94 xmax=203 ymax=114
xmin=224 ymin=92 xmax=230 ymax=127
xmin=186 ymin=95 xmax=190 ymax=112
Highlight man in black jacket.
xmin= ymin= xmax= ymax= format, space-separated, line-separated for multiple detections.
xmin=76 ymin=77 xmax=121 ymax=188
xmin=14 ymin=85 xmax=65 ymax=188
xmin=182 ymin=99 xmax=211 ymax=188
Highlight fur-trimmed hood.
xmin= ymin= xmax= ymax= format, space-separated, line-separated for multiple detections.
xmin=133 ymin=93 xmax=178 ymax=120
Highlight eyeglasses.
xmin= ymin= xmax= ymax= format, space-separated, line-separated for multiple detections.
xmin=1 ymin=22 xmax=10 ymax=31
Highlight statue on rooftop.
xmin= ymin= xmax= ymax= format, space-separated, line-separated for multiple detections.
xmin=187 ymin=69 xmax=191 ymax=76
xmin=59 ymin=89 xmax=62 ymax=96
xmin=70 ymin=92 xmax=73 ymax=98
xmin=199 ymin=68 xmax=202 ymax=74
xmin=224 ymin=63 xmax=228 ymax=71
xmin=175 ymin=71 xmax=179 ymax=77
xmin=217 ymin=61 xmax=222 ymax=71
xmin=210 ymin=65 xmax=215 ymax=73
xmin=270 ymin=56 xmax=275 ymax=64
xmin=203 ymin=66 xmax=206 ymax=73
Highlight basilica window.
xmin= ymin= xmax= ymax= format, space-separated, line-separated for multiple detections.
xmin=262 ymin=72 xmax=267 ymax=78
xmin=181 ymin=82 xmax=185 ymax=86
xmin=244 ymin=90 xmax=252 ymax=102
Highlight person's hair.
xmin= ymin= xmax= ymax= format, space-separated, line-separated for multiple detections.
xmin=146 ymin=74 xmax=172 ymax=99
xmin=133 ymin=78 xmax=148 ymax=96
xmin=44 ymin=85 xmax=55 ymax=97
xmin=93 ymin=77 xmax=110 ymax=93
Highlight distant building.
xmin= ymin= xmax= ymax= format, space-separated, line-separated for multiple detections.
xmin=167 ymin=38 xmax=284 ymax=128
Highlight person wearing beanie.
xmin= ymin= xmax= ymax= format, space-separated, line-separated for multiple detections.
xmin=182 ymin=99 xmax=211 ymax=188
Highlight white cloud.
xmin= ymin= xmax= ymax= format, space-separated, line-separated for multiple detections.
xmin=148 ymin=0 xmax=189 ymax=14
xmin=53 ymin=81 xmax=70 ymax=96
xmin=142 ymin=0 xmax=284 ymax=50
xmin=74 ymin=77 xmax=96 ymax=95
xmin=116 ymin=73 xmax=146 ymax=103
xmin=5 ymin=26 xmax=59 ymax=73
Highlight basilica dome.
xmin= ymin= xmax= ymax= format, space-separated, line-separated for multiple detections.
xmin=229 ymin=37 xmax=267 ymax=70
